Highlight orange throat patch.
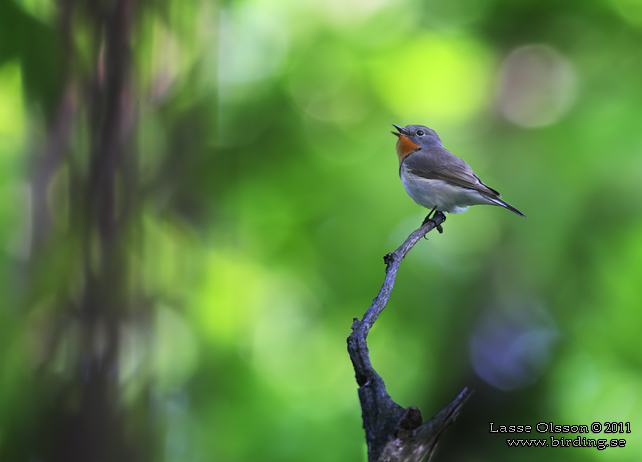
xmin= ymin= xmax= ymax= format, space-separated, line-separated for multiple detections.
xmin=395 ymin=135 xmax=420 ymax=163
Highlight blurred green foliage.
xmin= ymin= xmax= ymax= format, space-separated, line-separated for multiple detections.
xmin=0 ymin=0 xmax=641 ymax=461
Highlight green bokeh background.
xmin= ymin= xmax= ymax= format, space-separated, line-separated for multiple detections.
xmin=1 ymin=0 xmax=641 ymax=460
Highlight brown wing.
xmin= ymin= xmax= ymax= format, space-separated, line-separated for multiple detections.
xmin=402 ymin=147 xmax=501 ymax=198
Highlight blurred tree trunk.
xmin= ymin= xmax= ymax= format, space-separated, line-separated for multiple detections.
xmin=27 ymin=1 xmax=151 ymax=460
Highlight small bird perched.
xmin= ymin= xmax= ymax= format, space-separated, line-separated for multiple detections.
xmin=392 ymin=124 xmax=525 ymax=230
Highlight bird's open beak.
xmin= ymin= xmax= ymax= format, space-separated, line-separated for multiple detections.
xmin=391 ymin=124 xmax=410 ymax=137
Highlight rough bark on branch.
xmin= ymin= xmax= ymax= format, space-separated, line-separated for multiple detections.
xmin=347 ymin=213 xmax=472 ymax=462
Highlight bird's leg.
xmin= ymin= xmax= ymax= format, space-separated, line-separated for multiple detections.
xmin=421 ymin=208 xmax=445 ymax=234
xmin=421 ymin=207 xmax=437 ymax=226
xmin=433 ymin=211 xmax=446 ymax=234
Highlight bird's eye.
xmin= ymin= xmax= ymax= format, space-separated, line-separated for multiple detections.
xmin=416 ymin=130 xmax=425 ymax=136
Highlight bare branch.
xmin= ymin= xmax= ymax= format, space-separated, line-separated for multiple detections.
xmin=347 ymin=213 xmax=472 ymax=462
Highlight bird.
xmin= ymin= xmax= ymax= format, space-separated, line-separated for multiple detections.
xmin=392 ymin=124 xmax=525 ymax=231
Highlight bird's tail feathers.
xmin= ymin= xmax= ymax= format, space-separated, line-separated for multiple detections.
xmin=488 ymin=196 xmax=526 ymax=217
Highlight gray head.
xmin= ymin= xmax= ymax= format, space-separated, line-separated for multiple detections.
xmin=392 ymin=124 xmax=443 ymax=151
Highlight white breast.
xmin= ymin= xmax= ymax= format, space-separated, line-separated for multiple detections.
xmin=400 ymin=165 xmax=494 ymax=214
